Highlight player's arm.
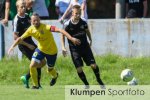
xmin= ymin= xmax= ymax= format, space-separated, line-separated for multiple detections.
xmin=61 ymin=34 xmax=66 ymax=51
xmin=8 ymin=30 xmax=33 ymax=54
xmin=25 ymin=0 xmax=34 ymax=8
xmin=83 ymin=21 xmax=92 ymax=46
xmin=8 ymin=37 xmax=23 ymax=55
xmin=61 ymin=34 xmax=67 ymax=57
xmin=143 ymin=0 xmax=147 ymax=18
xmin=81 ymin=1 xmax=86 ymax=19
xmin=1 ymin=0 xmax=10 ymax=25
xmin=59 ymin=3 xmax=72 ymax=22
xmin=50 ymin=26 xmax=81 ymax=45
xmin=13 ymin=32 xmax=35 ymax=50
xmin=86 ymin=29 xmax=92 ymax=46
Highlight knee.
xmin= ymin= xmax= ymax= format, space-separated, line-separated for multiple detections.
xmin=76 ymin=67 xmax=83 ymax=73
xmin=40 ymin=59 xmax=46 ymax=67
xmin=91 ymin=64 xmax=97 ymax=69
xmin=30 ymin=61 xmax=39 ymax=68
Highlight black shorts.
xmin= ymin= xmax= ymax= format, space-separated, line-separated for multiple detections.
xmin=18 ymin=44 xmax=37 ymax=60
xmin=70 ymin=45 xmax=96 ymax=68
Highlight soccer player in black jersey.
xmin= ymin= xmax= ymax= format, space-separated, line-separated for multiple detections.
xmin=61 ymin=5 xmax=105 ymax=89
xmin=13 ymin=0 xmax=45 ymax=88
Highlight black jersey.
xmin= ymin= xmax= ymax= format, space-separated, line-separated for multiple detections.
xmin=125 ymin=0 xmax=146 ymax=17
xmin=64 ymin=18 xmax=89 ymax=48
xmin=13 ymin=13 xmax=34 ymax=44
xmin=13 ymin=13 xmax=36 ymax=57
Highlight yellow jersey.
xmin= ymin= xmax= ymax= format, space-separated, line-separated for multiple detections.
xmin=21 ymin=23 xmax=58 ymax=55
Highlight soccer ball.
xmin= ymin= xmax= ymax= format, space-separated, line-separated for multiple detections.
xmin=120 ymin=69 xmax=134 ymax=82
xmin=127 ymin=77 xmax=138 ymax=85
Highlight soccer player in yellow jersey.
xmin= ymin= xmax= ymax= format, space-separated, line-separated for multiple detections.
xmin=8 ymin=12 xmax=80 ymax=89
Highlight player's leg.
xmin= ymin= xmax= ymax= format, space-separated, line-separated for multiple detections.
xmin=30 ymin=60 xmax=42 ymax=89
xmin=20 ymin=47 xmax=44 ymax=88
xmin=30 ymin=49 xmax=45 ymax=89
xmin=70 ymin=50 xmax=89 ymax=87
xmin=36 ymin=68 xmax=41 ymax=87
xmin=45 ymin=54 xmax=58 ymax=86
xmin=19 ymin=47 xmax=32 ymax=88
xmin=76 ymin=67 xmax=89 ymax=88
xmin=20 ymin=74 xmax=30 ymax=88
xmin=90 ymin=64 xmax=105 ymax=85
xmin=29 ymin=48 xmax=44 ymax=88
xmin=82 ymin=46 xmax=105 ymax=88
xmin=37 ymin=59 xmax=46 ymax=88
xmin=90 ymin=64 xmax=105 ymax=89
xmin=27 ymin=47 xmax=46 ymax=88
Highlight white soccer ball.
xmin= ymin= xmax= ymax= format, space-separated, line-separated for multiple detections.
xmin=120 ymin=69 xmax=134 ymax=82
xmin=127 ymin=77 xmax=138 ymax=85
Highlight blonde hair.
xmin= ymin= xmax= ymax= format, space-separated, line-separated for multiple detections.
xmin=16 ymin=0 xmax=26 ymax=8
xmin=72 ymin=5 xmax=81 ymax=10
xmin=72 ymin=5 xmax=81 ymax=13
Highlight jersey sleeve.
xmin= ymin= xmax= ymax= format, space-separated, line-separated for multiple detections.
xmin=46 ymin=25 xmax=56 ymax=32
xmin=21 ymin=27 xmax=31 ymax=39
xmin=13 ymin=17 xmax=19 ymax=33
xmin=64 ymin=20 xmax=70 ymax=31
xmin=64 ymin=25 xmax=69 ymax=32
xmin=50 ymin=26 xmax=56 ymax=32
xmin=83 ymin=21 xmax=88 ymax=29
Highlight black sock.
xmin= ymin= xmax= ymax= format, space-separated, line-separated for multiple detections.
xmin=92 ymin=66 xmax=104 ymax=85
xmin=77 ymin=71 xmax=89 ymax=85
xmin=25 ymin=71 xmax=30 ymax=80
xmin=37 ymin=68 xmax=41 ymax=86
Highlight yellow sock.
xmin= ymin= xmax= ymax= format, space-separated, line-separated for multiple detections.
xmin=30 ymin=67 xmax=38 ymax=86
xmin=48 ymin=68 xmax=57 ymax=78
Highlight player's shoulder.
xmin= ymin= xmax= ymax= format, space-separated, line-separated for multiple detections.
xmin=13 ymin=15 xmax=20 ymax=26
xmin=13 ymin=15 xmax=19 ymax=23
xmin=40 ymin=23 xmax=48 ymax=28
xmin=80 ymin=18 xmax=87 ymax=24
xmin=27 ymin=25 xmax=35 ymax=31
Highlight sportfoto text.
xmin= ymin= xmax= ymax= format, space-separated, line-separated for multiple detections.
xmin=70 ymin=88 xmax=145 ymax=97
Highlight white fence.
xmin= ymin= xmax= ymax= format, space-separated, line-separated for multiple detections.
xmin=3 ymin=19 xmax=150 ymax=58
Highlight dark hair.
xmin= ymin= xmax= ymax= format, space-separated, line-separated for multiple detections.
xmin=32 ymin=12 xmax=40 ymax=17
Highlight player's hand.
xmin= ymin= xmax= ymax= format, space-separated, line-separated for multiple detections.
xmin=71 ymin=37 xmax=81 ymax=45
xmin=62 ymin=48 xmax=67 ymax=57
xmin=1 ymin=19 xmax=8 ymax=26
xmin=27 ymin=44 xmax=36 ymax=50
xmin=8 ymin=47 xmax=14 ymax=55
